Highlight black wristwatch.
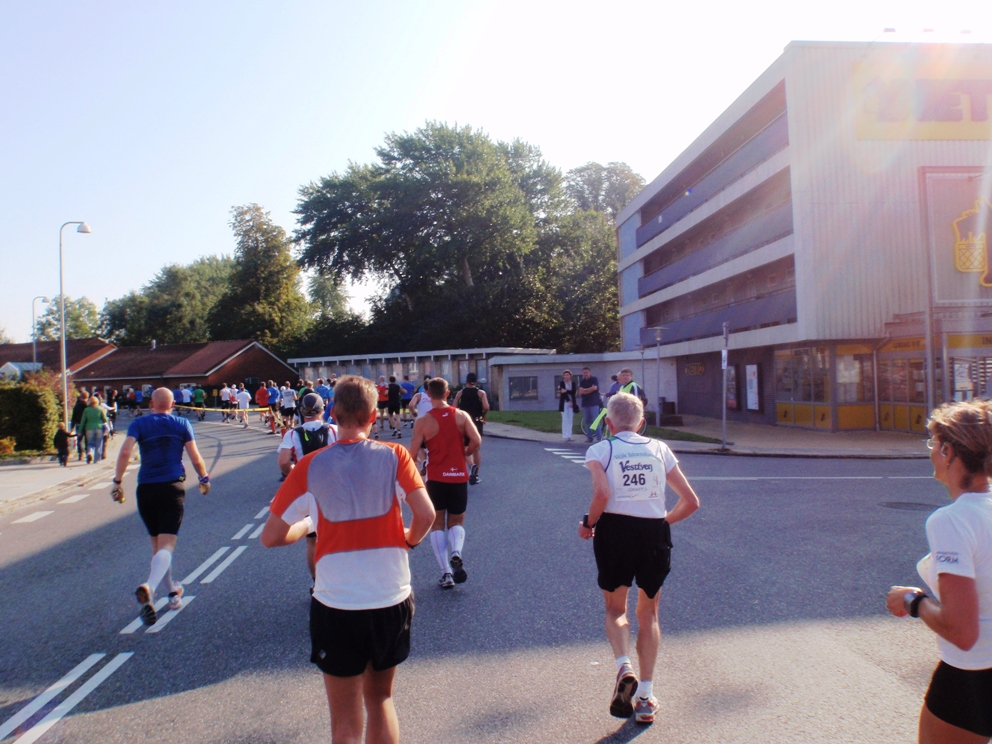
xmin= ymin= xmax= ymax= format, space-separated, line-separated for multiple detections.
xmin=405 ymin=539 xmax=418 ymax=549
xmin=583 ymin=513 xmax=596 ymax=529
xmin=113 ymin=478 xmax=122 ymax=485
xmin=904 ymin=590 xmax=927 ymax=618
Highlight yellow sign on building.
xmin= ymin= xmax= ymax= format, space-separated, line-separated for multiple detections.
xmin=855 ymin=61 xmax=992 ymax=140
xmin=953 ymin=199 xmax=992 ymax=286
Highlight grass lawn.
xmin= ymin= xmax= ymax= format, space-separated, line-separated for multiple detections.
xmin=486 ymin=410 xmax=721 ymax=443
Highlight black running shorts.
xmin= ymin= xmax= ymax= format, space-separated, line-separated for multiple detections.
xmin=310 ymin=594 xmax=414 ymax=677
xmin=593 ymin=512 xmax=671 ymax=599
xmin=136 ymin=481 xmax=186 ymax=536
xmin=925 ymin=661 xmax=992 ymax=737
xmin=426 ymin=480 xmax=468 ymax=515
xmin=387 ymin=404 xmax=400 ymax=415
xmin=377 ymin=401 xmax=388 ymax=410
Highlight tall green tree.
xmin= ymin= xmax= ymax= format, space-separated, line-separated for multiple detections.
xmin=209 ymin=204 xmax=310 ymax=353
xmin=565 ymin=161 xmax=645 ymax=218
xmin=35 ymin=296 xmax=100 ymax=340
xmin=0 ymin=327 xmax=12 ymax=344
xmin=100 ymin=255 xmax=234 ymax=346
xmin=307 ymin=273 xmax=350 ymax=321
xmin=296 ymin=122 xmax=538 ymax=319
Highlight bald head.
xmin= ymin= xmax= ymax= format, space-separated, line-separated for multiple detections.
xmin=151 ymin=387 xmax=174 ymax=413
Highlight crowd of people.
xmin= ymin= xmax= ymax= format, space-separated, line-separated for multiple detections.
xmin=86 ymin=367 xmax=992 ymax=743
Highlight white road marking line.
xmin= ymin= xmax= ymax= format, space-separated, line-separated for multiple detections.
xmin=248 ymin=524 xmax=265 ymax=539
xmin=145 ymin=596 xmax=195 ymax=633
xmin=180 ymin=547 xmax=230 ymax=584
xmin=12 ymin=652 xmax=133 ymax=744
xmin=200 ymin=546 xmax=247 ymax=583
xmin=58 ymin=493 xmax=91 ymax=504
xmin=0 ymin=654 xmax=105 ymax=740
xmin=232 ymin=524 xmax=253 ymax=540
xmin=12 ymin=511 xmax=54 ymax=524
xmin=543 ymin=448 xmax=572 ymax=452
xmin=887 ymin=476 xmax=932 ymax=479
xmin=87 ymin=482 xmax=108 ymax=491
xmin=254 ymin=506 xmax=270 ymax=519
xmin=119 ymin=598 xmax=169 ymax=634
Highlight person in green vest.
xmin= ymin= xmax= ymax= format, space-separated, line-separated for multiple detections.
xmin=592 ymin=368 xmax=648 ymax=434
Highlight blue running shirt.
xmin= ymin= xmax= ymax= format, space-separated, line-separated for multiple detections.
xmin=126 ymin=414 xmax=195 ymax=485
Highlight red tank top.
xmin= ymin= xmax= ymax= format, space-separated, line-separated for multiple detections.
xmin=426 ymin=406 xmax=468 ymax=483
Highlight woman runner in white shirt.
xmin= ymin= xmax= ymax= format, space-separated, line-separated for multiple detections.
xmin=887 ymin=400 xmax=992 ymax=744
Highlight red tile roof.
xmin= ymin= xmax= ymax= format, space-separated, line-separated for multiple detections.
xmin=73 ymin=340 xmax=259 ymax=380
xmin=0 ymin=338 xmax=115 ymax=373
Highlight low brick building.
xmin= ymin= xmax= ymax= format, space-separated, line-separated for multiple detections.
xmin=72 ymin=340 xmax=297 ymax=402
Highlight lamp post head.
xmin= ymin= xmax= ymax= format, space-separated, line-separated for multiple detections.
xmin=76 ymin=222 xmax=92 ymax=234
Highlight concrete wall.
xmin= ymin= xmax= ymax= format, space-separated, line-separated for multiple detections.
xmin=489 ymin=353 xmax=677 ymax=412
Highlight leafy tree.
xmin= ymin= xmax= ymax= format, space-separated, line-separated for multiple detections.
xmin=531 ymin=210 xmax=620 ymax=353
xmin=0 ymin=327 xmax=12 ymax=344
xmin=99 ymin=292 xmax=150 ymax=345
xmin=296 ymin=122 xmax=538 ymax=318
xmin=565 ymin=162 xmax=645 ymax=218
xmin=307 ymin=273 xmax=350 ymax=320
xmin=35 ymin=296 xmax=100 ymax=341
xmin=208 ymin=204 xmax=310 ymax=354
xmin=100 ymin=255 xmax=234 ymax=346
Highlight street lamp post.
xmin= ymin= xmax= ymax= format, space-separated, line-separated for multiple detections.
xmin=58 ymin=221 xmax=92 ymax=426
xmin=31 ymin=296 xmax=49 ymax=365
xmin=647 ymin=327 xmax=667 ymax=423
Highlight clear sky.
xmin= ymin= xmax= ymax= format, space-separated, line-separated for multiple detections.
xmin=1 ymin=0 xmax=988 ymax=342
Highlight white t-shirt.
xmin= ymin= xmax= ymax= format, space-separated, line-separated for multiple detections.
xmin=281 ymin=387 xmax=297 ymax=408
xmin=585 ymin=431 xmax=678 ymax=519
xmin=181 ymin=388 xmax=192 ymax=404
xmin=278 ymin=420 xmax=339 ymax=460
xmin=220 ymin=387 xmax=231 ymax=402
xmin=236 ymin=390 xmax=252 ymax=409
xmin=415 ymin=389 xmax=433 ymax=418
xmin=917 ymin=492 xmax=992 ymax=669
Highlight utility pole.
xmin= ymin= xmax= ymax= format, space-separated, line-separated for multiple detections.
xmin=722 ymin=321 xmax=729 ymax=451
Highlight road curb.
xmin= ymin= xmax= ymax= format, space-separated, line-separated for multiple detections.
xmin=483 ymin=431 xmax=928 ymax=459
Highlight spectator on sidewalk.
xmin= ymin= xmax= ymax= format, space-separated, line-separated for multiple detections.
xmin=78 ymin=395 xmax=109 ymax=464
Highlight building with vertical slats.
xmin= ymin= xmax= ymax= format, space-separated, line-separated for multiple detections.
xmin=617 ymin=40 xmax=992 ymax=431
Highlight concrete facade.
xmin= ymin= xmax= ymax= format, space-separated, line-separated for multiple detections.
xmin=616 ymin=41 xmax=992 ymax=430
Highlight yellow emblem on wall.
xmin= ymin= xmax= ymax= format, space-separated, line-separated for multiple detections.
xmin=952 ymin=199 xmax=992 ymax=287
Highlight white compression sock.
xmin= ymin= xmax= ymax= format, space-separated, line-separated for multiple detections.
xmin=147 ymin=549 xmax=173 ymax=593
xmin=636 ymin=680 xmax=653 ymax=699
xmin=615 ymin=655 xmax=631 ymax=671
xmin=430 ymin=530 xmax=451 ymax=572
xmin=448 ymin=525 xmax=465 ymax=554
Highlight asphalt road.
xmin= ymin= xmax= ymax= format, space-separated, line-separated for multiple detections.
xmin=0 ymin=419 xmax=945 ymax=743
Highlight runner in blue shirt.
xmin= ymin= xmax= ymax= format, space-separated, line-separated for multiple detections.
xmin=112 ymin=388 xmax=211 ymax=626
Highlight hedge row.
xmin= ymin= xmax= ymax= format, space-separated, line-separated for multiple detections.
xmin=0 ymin=381 xmax=61 ymax=451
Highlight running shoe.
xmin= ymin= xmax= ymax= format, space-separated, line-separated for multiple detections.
xmin=469 ymin=465 xmax=479 ymax=485
xmin=450 ymin=552 xmax=467 ymax=583
xmin=610 ymin=663 xmax=638 ymax=718
xmin=167 ymin=583 xmax=184 ymax=611
xmin=135 ymin=583 xmax=157 ymax=626
xmin=439 ymin=572 xmax=455 ymax=589
xmin=633 ymin=695 xmax=660 ymax=724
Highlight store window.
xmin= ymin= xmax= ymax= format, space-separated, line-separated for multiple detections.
xmin=836 ymin=354 xmax=874 ymax=403
xmin=775 ymin=347 xmax=829 ymax=403
xmin=509 ymin=376 xmax=539 ymax=401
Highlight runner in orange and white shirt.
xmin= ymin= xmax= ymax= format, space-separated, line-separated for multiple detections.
xmin=409 ymin=377 xmax=481 ymax=590
xmin=261 ymin=376 xmax=434 ymax=744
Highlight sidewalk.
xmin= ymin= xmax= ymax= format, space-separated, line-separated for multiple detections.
xmin=0 ymin=435 xmax=124 ymax=513
xmin=485 ymin=414 xmax=928 ymax=459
